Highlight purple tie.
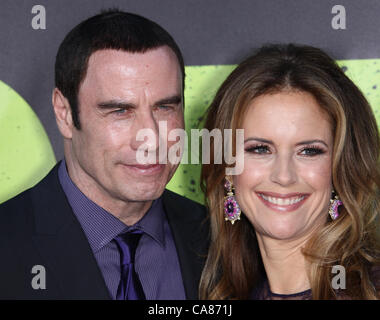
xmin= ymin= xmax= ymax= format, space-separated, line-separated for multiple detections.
xmin=114 ymin=230 xmax=145 ymax=300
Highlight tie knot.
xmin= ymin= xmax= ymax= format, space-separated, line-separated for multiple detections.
xmin=114 ymin=229 xmax=143 ymax=264
xmin=114 ymin=229 xmax=145 ymax=300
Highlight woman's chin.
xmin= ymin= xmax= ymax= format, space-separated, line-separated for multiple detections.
xmin=258 ymin=223 xmax=305 ymax=241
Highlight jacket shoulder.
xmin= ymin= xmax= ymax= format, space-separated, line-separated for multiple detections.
xmin=0 ymin=164 xmax=60 ymax=228
xmin=162 ymin=189 xmax=207 ymax=219
xmin=0 ymin=184 xmax=34 ymax=209
xmin=0 ymin=186 xmax=35 ymax=227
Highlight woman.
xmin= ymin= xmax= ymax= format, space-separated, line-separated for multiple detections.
xmin=200 ymin=44 xmax=380 ymax=299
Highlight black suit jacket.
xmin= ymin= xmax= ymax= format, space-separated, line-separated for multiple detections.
xmin=0 ymin=164 xmax=209 ymax=299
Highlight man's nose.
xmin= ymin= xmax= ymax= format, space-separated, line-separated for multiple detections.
xmin=130 ymin=110 xmax=161 ymax=153
xmin=270 ymin=154 xmax=297 ymax=187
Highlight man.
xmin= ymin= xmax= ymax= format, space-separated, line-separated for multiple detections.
xmin=0 ymin=10 xmax=209 ymax=299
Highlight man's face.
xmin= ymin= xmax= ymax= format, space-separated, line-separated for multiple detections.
xmin=69 ymin=47 xmax=184 ymax=204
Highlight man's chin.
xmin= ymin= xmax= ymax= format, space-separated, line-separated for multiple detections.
xmin=120 ymin=186 xmax=166 ymax=203
xmin=113 ymin=165 xmax=175 ymax=201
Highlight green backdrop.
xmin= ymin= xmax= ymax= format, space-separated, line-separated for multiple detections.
xmin=1 ymin=60 xmax=380 ymax=204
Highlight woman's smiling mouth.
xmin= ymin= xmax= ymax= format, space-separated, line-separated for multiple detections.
xmin=256 ymin=191 xmax=310 ymax=212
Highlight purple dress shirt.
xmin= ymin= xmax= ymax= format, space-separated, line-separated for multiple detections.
xmin=58 ymin=160 xmax=186 ymax=300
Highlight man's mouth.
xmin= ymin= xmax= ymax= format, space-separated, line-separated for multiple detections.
xmin=121 ymin=163 xmax=165 ymax=175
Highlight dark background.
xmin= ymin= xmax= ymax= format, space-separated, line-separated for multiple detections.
xmin=1 ymin=0 xmax=379 ymax=160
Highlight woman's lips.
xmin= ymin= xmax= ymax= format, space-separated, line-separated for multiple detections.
xmin=256 ymin=191 xmax=310 ymax=212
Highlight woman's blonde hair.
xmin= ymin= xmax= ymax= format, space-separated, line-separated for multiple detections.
xmin=200 ymin=44 xmax=380 ymax=299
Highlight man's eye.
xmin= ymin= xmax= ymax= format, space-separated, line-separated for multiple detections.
xmin=113 ymin=108 xmax=132 ymax=116
xmin=245 ymin=145 xmax=270 ymax=154
xmin=157 ymin=105 xmax=172 ymax=110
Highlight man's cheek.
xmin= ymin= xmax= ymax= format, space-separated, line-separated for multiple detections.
xmin=168 ymin=111 xmax=185 ymax=128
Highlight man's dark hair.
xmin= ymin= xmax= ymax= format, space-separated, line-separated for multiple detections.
xmin=55 ymin=9 xmax=185 ymax=129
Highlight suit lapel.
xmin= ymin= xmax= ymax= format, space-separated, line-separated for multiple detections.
xmin=29 ymin=166 xmax=208 ymax=299
xmin=162 ymin=190 xmax=209 ymax=300
xmin=30 ymin=164 xmax=110 ymax=299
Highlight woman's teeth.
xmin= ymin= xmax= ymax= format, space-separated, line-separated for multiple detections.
xmin=259 ymin=194 xmax=305 ymax=205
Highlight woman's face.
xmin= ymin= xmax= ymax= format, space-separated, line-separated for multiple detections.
xmin=234 ymin=90 xmax=333 ymax=241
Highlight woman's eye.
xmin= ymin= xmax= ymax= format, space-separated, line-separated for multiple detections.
xmin=245 ymin=145 xmax=270 ymax=154
xmin=300 ymin=147 xmax=325 ymax=156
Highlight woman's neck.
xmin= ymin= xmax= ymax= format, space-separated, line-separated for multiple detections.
xmin=256 ymin=233 xmax=311 ymax=295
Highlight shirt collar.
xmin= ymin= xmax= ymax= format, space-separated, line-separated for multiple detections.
xmin=58 ymin=159 xmax=166 ymax=253
xmin=133 ymin=196 xmax=165 ymax=246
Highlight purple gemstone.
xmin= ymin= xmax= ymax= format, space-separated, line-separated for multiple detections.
xmin=224 ymin=196 xmax=240 ymax=219
xmin=227 ymin=202 xmax=234 ymax=214
xmin=224 ymin=179 xmax=231 ymax=191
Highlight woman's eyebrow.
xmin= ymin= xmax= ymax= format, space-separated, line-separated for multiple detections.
xmin=244 ymin=137 xmax=273 ymax=144
xmin=295 ymin=139 xmax=329 ymax=148
xmin=244 ymin=137 xmax=329 ymax=148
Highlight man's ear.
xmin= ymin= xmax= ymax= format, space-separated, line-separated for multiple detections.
xmin=52 ymin=88 xmax=74 ymax=139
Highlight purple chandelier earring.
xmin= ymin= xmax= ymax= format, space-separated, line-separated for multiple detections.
xmin=329 ymin=190 xmax=343 ymax=220
xmin=223 ymin=178 xmax=241 ymax=225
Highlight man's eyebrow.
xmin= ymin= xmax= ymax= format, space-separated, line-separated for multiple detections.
xmin=97 ymin=96 xmax=182 ymax=110
xmin=153 ymin=95 xmax=182 ymax=107
xmin=97 ymin=100 xmax=136 ymax=109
